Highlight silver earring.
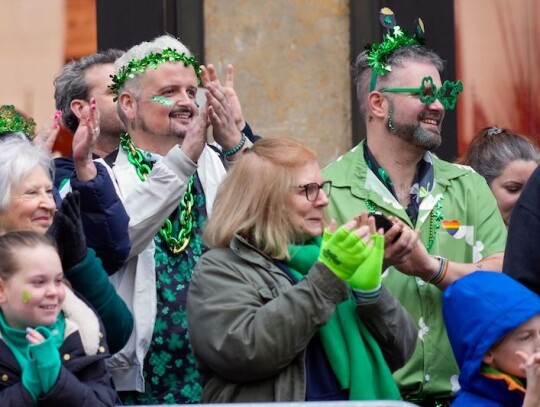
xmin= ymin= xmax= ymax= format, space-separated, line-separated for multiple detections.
xmin=387 ymin=109 xmax=395 ymax=131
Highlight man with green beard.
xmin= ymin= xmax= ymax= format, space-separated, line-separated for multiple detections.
xmin=323 ymin=17 xmax=507 ymax=407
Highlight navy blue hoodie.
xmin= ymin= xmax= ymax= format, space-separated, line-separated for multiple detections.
xmin=443 ymin=271 xmax=540 ymax=406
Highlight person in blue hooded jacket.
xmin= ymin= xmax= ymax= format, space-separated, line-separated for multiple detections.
xmin=443 ymin=271 xmax=540 ymax=406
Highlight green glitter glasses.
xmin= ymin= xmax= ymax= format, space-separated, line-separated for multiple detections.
xmin=379 ymin=76 xmax=463 ymax=110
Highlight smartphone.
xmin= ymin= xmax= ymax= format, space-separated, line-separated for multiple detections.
xmin=368 ymin=212 xmax=402 ymax=243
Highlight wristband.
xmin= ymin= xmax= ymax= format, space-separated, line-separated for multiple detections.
xmin=429 ymin=256 xmax=449 ymax=285
xmin=223 ymin=133 xmax=247 ymax=156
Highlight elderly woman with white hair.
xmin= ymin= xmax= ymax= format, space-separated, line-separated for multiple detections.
xmin=0 ymin=105 xmax=133 ymax=354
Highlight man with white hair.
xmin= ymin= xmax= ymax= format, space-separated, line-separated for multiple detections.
xmin=103 ymin=34 xmax=252 ymax=404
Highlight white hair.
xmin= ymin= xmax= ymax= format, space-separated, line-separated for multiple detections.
xmin=115 ymin=34 xmax=193 ymax=72
xmin=0 ymin=135 xmax=53 ymax=211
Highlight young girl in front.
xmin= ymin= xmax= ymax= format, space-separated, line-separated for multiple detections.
xmin=0 ymin=231 xmax=117 ymax=406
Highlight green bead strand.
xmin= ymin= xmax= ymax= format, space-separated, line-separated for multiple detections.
xmin=364 ymin=196 xmax=443 ymax=253
xmin=120 ymin=133 xmax=194 ymax=255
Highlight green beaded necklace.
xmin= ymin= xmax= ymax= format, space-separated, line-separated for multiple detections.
xmin=364 ymin=196 xmax=444 ymax=253
xmin=120 ymin=133 xmax=195 ymax=254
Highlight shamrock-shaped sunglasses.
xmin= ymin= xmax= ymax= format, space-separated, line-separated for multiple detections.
xmin=379 ymin=76 xmax=463 ymax=110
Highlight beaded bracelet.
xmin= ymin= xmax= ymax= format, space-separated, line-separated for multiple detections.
xmin=429 ymin=256 xmax=449 ymax=285
xmin=223 ymin=133 xmax=247 ymax=156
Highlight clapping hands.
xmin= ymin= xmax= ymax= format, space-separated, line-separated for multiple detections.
xmin=200 ymin=64 xmax=245 ymax=154
xmin=319 ymin=213 xmax=384 ymax=291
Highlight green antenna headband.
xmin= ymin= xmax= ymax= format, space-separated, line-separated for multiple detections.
xmin=365 ymin=8 xmax=463 ymax=110
xmin=365 ymin=8 xmax=426 ymax=92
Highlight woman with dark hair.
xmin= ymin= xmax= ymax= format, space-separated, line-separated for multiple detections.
xmin=457 ymin=127 xmax=539 ymax=226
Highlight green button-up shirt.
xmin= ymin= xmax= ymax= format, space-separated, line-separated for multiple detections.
xmin=323 ymin=141 xmax=507 ymax=400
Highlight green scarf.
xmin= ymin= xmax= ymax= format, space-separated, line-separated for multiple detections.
xmin=286 ymin=237 xmax=400 ymax=400
xmin=0 ymin=310 xmax=65 ymax=400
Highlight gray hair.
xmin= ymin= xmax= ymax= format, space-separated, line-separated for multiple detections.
xmin=0 ymin=135 xmax=53 ymax=211
xmin=54 ymin=49 xmax=124 ymax=133
xmin=353 ymin=45 xmax=445 ymax=119
xmin=458 ymin=127 xmax=540 ymax=185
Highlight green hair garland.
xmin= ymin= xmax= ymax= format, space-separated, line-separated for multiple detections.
xmin=109 ymin=47 xmax=202 ymax=100
xmin=0 ymin=105 xmax=36 ymax=139
xmin=365 ymin=26 xmax=424 ymax=77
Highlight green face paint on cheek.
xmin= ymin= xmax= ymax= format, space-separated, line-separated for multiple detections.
xmin=21 ymin=290 xmax=32 ymax=304
xmin=150 ymin=96 xmax=174 ymax=106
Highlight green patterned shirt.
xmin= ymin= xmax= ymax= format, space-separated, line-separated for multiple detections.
xmin=322 ymin=141 xmax=507 ymax=401
xmin=120 ymin=177 xmax=206 ymax=405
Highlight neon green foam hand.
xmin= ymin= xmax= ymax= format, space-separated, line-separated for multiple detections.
xmin=347 ymin=234 xmax=384 ymax=291
xmin=318 ymin=225 xmax=374 ymax=280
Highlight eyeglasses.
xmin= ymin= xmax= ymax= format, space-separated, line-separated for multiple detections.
xmin=295 ymin=181 xmax=332 ymax=202
xmin=379 ymin=76 xmax=463 ymax=110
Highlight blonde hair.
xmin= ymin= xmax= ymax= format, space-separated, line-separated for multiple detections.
xmin=205 ymin=138 xmax=319 ymax=259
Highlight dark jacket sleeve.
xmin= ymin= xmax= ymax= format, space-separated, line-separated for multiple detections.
xmin=70 ymin=161 xmax=131 ymax=274
xmin=241 ymin=121 xmax=261 ymax=143
xmin=355 ymin=286 xmax=417 ymax=372
xmin=40 ymin=360 xmax=117 ymax=406
xmin=503 ymin=166 xmax=540 ymax=295
xmin=53 ymin=156 xmax=76 ymax=189
xmin=65 ymin=249 xmax=133 ymax=354
xmin=0 ymin=382 xmax=35 ymax=406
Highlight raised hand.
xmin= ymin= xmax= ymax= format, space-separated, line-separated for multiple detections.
xmin=346 ymin=213 xmax=385 ymax=291
xmin=204 ymin=81 xmax=243 ymax=152
xmin=181 ymin=103 xmax=209 ymax=163
xmin=46 ymin=191 xmax=87 ymax=270
xmin=200 ymin=64 xmax=246 ymax=156
xmin=33 ymin=110 xmax=61 ymax=155
xmin=318 ymin=217 xmax=375 ymax=281
xmin=72 ymin=98 xmax=99 ymax=181
xmin=201 ymin=64 xmax=245 ymax=130
xmin=517 ymin=350 xmax=540 ymax=406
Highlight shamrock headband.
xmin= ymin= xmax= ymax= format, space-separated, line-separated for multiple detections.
xmin=365 ymin=8 xmax=426 ymax=91
xmin=0 ymin=105 xmax=36 ymax=139
xmin=109 ymin=47 xmax=202 ymax=101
